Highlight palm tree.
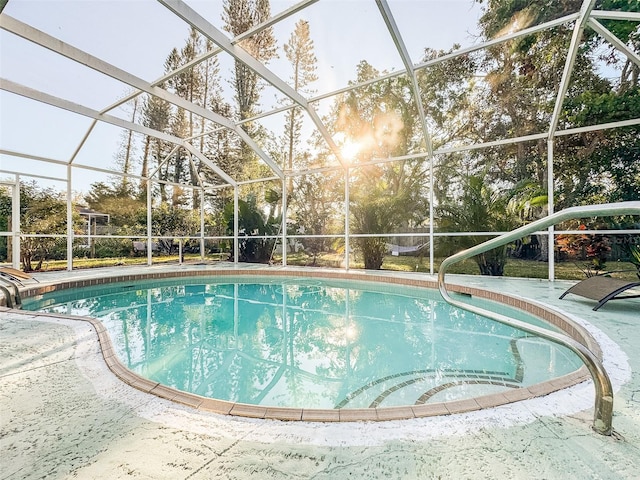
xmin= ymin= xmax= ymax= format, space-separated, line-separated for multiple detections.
xmin=437 ymin=175 xmax=520 ymax=276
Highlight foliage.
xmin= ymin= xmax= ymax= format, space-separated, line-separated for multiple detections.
xmin=350 ymin=168 xmax=426 ymax=270
xmin=223 ymin=195 xmax=277 ymax=263
xmin=557 ymin=89 xmax=640 ymax=206
xmin=85 ymin=181 xmax=146 ymax=230
xmin=467 ymin=0 xmax=640 ymax=210
xmin=289 ymin=171 xmax=342 ymax=265
xmin=17 ymin=182 xmax=80 ymax=271
xmin=416 ymin=46 xmax=477 ymax=149
xmin=630 ymin=245 xmax=640 ymax=279
xmin=436 ymin=175 xmax=521 ymax=275
xmin=332 ymin=61 xmax=430 ymax=269
xmin=282 ymin=19 xmax=318 ymax=180
xmin=556 ymin=224 xmax=612 ymax=273
xmin=0 ymin=186 xmax=10 ymax=260
xmin=143 ymin=203 xmax=200 ymax=254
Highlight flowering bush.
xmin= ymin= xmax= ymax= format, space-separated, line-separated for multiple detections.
xmin=556 ymin=224 xmax=611 ymax=273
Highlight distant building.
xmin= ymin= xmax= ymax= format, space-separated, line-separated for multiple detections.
xmin=76 ymin=206 xmax=110 ymax=257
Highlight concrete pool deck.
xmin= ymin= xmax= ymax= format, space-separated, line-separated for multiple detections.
xmin=2 ymin=263 xmax=640 ymax=479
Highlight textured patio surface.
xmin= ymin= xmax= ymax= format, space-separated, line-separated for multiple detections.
xmin=2 ymin=265 xmax=639 ymax=479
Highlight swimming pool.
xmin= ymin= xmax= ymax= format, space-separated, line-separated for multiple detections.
xmin=22 ymin=273 xmax=587 ymax=417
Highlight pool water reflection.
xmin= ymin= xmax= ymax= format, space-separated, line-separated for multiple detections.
xmin=23 ymin=277 xmax=583 ymax=409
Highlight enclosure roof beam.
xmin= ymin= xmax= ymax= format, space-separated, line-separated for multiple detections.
xmin=0 ymin=148 xmax=67 ymax=166
xmin=0 ymin=15 xmax=236 ymax=130
xmin=232 ymin=13 xmax=582 ymax=126
xmin=315 ymin=13 xmax=582 ymax=103
xmin=0 ymin=14 xmax=275 ymax=181
xmin=148 ymin=145 xmax=181 ymax=180
xmin=159 ymin=0 xmax=310 ymax=110
xmin=376 ymin=0 xmax=433 ymax=157
xmin=158 ymin=0 xmax=348 ymax=169
xmin=96 ymin=0 xmax=314 ymax=176
xmin=0 ymin=148 xmax=211 ymax=191
xmin=68 ymin=120 xmax=98 ymax=166
xmin=183 ymin=142 xmax=237 ymax=187
xmin=0 ymin=168 xmax=66 ymax=183
xmin=0 ymin=78 xmax=180 ymax=143
xmin=0 ymin=78 xmax=237 ymax=187
xmin=588 ymin=18 xmax=640 ymax=69
xmin=102 ymin=1 xmax=319 ymax=121
xmin=152 ymin=0 xmax=319 ymax=88
xmin=548 ymin=0 xmax=597 ymax=138
xmin=590 ymin=10 xmax=640 ymax=21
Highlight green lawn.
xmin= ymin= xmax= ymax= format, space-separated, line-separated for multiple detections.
xmin=281 ymin=252 xmax=640 ymax=280
xmin=15 ymin=252 xmax=640 ymax=281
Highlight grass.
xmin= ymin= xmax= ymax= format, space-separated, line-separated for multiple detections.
xmin=11 ymin=252 xmax=640 ymax=281
xmin=26 ymin=253 xmax=227 ymax=271
xmin=283 ymin=252 xmax=640 ymax=280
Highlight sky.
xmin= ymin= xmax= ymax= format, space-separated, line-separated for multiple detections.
xmin=0 ymin=0 xmax=484 ymax=193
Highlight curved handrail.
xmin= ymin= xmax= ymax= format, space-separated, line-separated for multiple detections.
xmin=0 ymin=276 xmax=21 ymax=309
xmin=438 ymin=201 xmax=640 ymax=435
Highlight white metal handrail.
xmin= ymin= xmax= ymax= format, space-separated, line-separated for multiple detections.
xmin=438 ymin=201 xmax=640 ymax=435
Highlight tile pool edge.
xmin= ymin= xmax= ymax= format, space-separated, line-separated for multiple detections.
xmin=15 ymin=268 xmax=594 ymax=422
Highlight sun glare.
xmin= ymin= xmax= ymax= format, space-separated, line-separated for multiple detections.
xmin=341 ymin=139 xmax=361 ymax=162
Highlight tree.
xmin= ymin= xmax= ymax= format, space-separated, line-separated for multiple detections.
xmin=282 ymin=20 xmax=318 ymax=189
xmin=558 ymin=89 xmax=640 ymax=206
xmin=469 ymin=0 xmax=640 ymax=208
xmin=142 ymin=202 xmax=200 ymax=254
xmin=165 ymin=28 xmax=207 ymax=207
xmin=114 ymin=94 xmax=140 ymax=196
xmin=140 ymin=91 xmax=171 ymax=199
xmin=196 ymin=37 xmax=232 ymax=203
xmin=223 ymin=195 xmax=277 ymax=262
xmin=330 ymin=61 xmax=430 ymax=269
xmin=350 ymin=169 xmax=422 ymax=270
xmin=437 ymin=175 xmax=520 ymax=275
xmin=290 ymin=169 xmax=342 ymax=265
xmin=416 ymin=46 xmax=477 ymax=150
xmin=15 ymin=183 xmax=78 ymax=271
xmin=84 ymin=181 xmax=145 ymax=231
xmin=222 ymin=0 xmax=278 ymax=181
xmin=223 ymin=0 xmax=277 ymax=123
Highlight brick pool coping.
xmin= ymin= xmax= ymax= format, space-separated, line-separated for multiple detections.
xmin=12 ymin=268 xmax=595 ymax=422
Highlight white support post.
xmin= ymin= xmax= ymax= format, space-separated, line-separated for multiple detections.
xmin=547 ymin=139 xmax=555 ymax=281
xmin=200 ymin=189 xmax=205 ymax=261
xmin=146 ymin=179 xmax=152 ymax=266
xmin=429 ymin=156 xmax=435 ymax=275
xmin=544 ymin=0 xmax=595 ymax=280
xmin=234 ymin=186 xmax=239 ymax=264
xmin=66 ymin=165 xmax=73 ymax=271
xmin=344 ymin=168 xmax=350 ymax=271
xmin=11 ymin=174 xmax=20 ymax=269
xmin=282 ymin=176 xmax=287 ymax=267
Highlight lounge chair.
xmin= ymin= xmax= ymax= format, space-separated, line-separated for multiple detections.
xmin=560 ymin=275 xmax=640 ymax=311
xmin=0 ymin=267 xmax=39 ymax=286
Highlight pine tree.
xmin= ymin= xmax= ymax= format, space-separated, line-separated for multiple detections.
xmin=222 ymin=0 xmax=277 ymax=123
xmin=283 ymin=20 xmax=317 ymax=190
xmin=140 ymin=91 xmax=171 ymax=200
xmin=113 ymin=95 xmax=140 ymax=197
xmin=222 ymin=0 xmax=277 ymax=181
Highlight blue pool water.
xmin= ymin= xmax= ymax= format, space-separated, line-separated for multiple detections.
xmin=23 ymin=276 xmax=583 ymax=409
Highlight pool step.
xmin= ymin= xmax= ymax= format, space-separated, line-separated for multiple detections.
xmin=336 ymin=368 xmax=520 ymax=409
